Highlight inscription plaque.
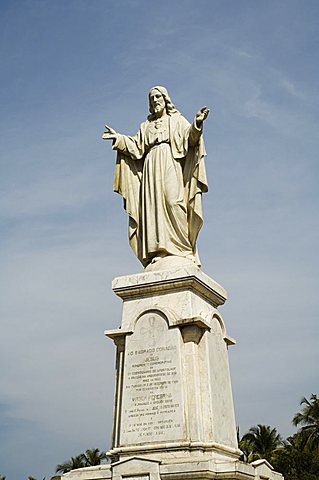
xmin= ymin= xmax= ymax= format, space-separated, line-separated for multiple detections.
xmin=120 ymin=312 xmax=185 ymax=445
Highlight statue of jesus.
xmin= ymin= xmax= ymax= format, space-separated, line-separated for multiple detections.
xmin=102 ymin=86 xmax=209 ymax=269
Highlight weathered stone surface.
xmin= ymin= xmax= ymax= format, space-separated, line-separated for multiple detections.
xmin=106 ymin=267 xmax=239 ymax=462
xmin=120 ymin=311 xmax=185 ymax=445
xmin=63 ymin=457 xmax=283 ymax=480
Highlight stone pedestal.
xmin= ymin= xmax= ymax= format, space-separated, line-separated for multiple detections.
xmin=63 ymin=264 xmax=283 ymax=480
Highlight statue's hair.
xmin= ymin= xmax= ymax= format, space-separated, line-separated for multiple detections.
xmin=148 ymin=86 xmax=179 ymax=119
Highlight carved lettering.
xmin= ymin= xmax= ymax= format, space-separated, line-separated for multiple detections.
xmin=120 ymin=313 xmax=185 ymax=445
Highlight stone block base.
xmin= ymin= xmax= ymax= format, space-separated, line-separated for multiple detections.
xmin=62 ymin=264 xmax=283 ymax=480
xmin=63 ymin=457 xmax=283 ymax=480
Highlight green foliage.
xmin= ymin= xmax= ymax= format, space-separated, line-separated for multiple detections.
xmin=83 ymin=448 xmax=107 ymax=466
xmin=238 ymin=394 xmax=319 ymax=480
xmin=270 ymin=394 xmax=319 ymax=479
xmin=55 ymin=448 xmax=107 ymax=474
xmin=238 ymin=436 xmax=253 ymax=463
xmin=241 ymin=424 xmax=282 ymax=463
xmin=56 ymin=455 xmax=86 ymax=474
xmin=272 ymin=433 xmax=319 ymax=480
xmin=292 ymin=394 xmax=319 ymax=452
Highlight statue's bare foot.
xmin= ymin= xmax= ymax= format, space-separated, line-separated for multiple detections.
xmin=151 ymin=256 xmax=161 ymax=264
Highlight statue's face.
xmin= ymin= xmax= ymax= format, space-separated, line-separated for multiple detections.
xmin=150 ymin=89 xmax=166 ymax=116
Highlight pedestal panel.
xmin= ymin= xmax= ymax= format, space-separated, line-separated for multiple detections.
xmin=120 ymin=311 xmax=185 ymax=445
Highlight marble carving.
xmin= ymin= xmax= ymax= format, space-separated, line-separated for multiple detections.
xmin=102 ymin=86 xmax=209 ymax=268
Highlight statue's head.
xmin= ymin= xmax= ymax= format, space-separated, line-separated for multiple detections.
xmin=148 ymin=86 xmax=178 ymax=118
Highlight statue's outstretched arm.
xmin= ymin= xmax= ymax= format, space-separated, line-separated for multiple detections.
xmin=102 ymin=123 xmax=145 ymax=160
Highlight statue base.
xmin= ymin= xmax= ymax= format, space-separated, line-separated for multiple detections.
xmin=63 ymin=264 xmax=283 ymax=480
xmin=63 ymin=457 xmax=283 ymax=480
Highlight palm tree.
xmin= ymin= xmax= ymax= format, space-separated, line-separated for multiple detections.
xmin=241 ymin=424 xmax=282 ymax=463
xmin=292 ymin=394 xmax=319 ymax=452
xmin=83 ymin=448 xmax=107 ymax=466
xmin=56 ymin=454 xmax=86 ymax=474
xmin=272 ymin=433 xmax=319 ymax=480
xmin=239 ymin=436 xmax=254 ymax=463
xmin=237 ymin=426 xmax=251 ymax=463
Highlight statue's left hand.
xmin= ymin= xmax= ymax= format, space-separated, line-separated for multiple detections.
xmin=195 ymin=107 xmax=210 ymax=128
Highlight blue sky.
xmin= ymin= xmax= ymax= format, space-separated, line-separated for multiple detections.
xmin=0 ymin=0 xmax=318 ymax=478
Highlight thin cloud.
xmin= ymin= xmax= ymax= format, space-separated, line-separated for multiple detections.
xmin=281 ymin=78 xmax=306 ymax=99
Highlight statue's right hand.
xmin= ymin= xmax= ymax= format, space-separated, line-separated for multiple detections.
xmin=102 ymin=124 xmax=117 ymax=140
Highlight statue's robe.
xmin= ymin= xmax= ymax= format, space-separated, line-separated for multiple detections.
xmin=113 ymin=112 xmax=208 ymax=267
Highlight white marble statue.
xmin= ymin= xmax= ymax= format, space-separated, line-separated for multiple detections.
xmin=102 ymin=86 xmax=209 ymax=268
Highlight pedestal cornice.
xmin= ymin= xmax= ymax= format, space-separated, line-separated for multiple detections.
xmin=112 ymin=265 xmax=227 ymax=307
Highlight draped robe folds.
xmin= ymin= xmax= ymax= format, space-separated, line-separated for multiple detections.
xmin=113 ymin=112 xmax=208 ymax=267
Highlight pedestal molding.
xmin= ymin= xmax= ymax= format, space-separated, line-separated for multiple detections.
xmin=108 ymin=440 xmax=241 ymax=458
xmin=112 ymin=268 xmax=227 ymax=307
